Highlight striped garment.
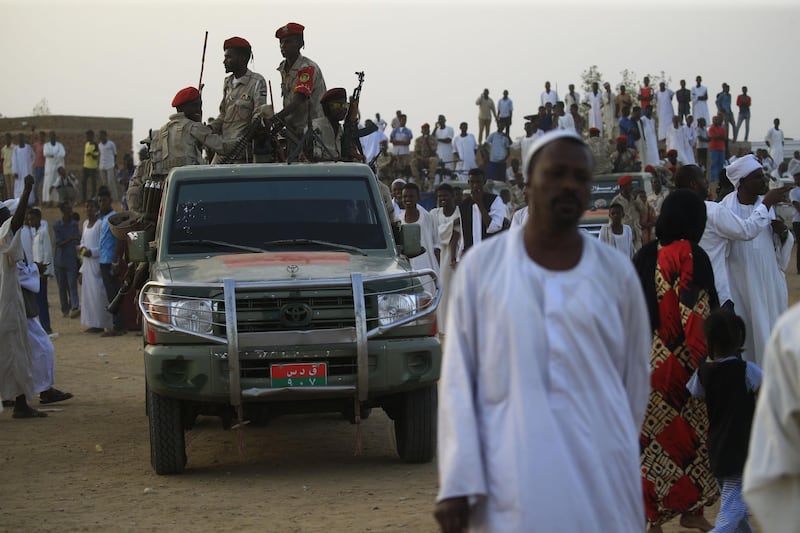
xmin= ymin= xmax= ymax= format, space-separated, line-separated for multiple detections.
xmin=712 ymin=475 xmax=754 ymax=533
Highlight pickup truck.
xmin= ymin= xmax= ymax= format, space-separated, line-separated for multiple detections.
xmin=132 ymin=162 xmax=441 ymax=474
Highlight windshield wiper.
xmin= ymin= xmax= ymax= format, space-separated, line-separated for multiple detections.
xmin=263 ymin=239 xmax=367 ymax=256
xmin=172 ymin=239 xmax=267 ymax=254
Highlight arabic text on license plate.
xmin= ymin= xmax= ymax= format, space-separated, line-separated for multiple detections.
xmin=270 ymin=363 xmax=327 ymax=387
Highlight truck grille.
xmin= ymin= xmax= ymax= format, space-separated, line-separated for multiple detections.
xmin=215 ymin=291 xmax=378 ymax=334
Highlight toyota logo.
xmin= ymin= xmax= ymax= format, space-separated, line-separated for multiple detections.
xmin=287 ymin=264 xmax=300 ymax=274
xmin=280 ymin=303 xmax=312 ymax=327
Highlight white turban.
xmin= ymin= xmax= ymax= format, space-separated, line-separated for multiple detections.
xmin=522 ymin=130 xmax=586 ymax=179
xmin=725 ymin=154 xmax=762 ymax=189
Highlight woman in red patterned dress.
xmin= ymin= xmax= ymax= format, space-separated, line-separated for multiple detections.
xmin=633 ymin=189 xmax=720 ymax=532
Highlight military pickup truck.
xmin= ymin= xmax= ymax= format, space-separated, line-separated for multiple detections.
xmin=132 ymin=162 xmax=441 ymax=474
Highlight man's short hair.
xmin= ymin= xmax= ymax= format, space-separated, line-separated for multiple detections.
xmin=402 ymin=182 xmax=420 ymax=195
xmin=28 ymin=207 xmax=41 ymax=218
xmin=609 ymin=202 xmax=624 ymax=213
xmin=86 ymin=129 xmax=94 ymax=136
xmin=99 ymin=129 xmax=107 ymax=136
xmin=468 ymin=168 xmax=485 ymax=180
xmin=436 ymin=183 xmax=454 ymax=195
xmin=97 ymin=186 xmax=111 ymax=199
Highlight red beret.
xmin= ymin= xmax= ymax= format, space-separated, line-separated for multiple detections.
xmin=275 ymin=22 xmax=305 ymax=39
xmin=421 ymin=123 xmax=430 ymax=129
xmin=223 ymin=36 xmax=250 ymax=50
xmin=667 ymin=149 xmax=678 ymax=155
xmin=617 ymin=175 xmax=633 ymax=186
xmin=320 ymin=87 xmax=347 ymax=104
xmin=171 ymin=87 xmax=201 ymax=108
xmin=616 ymin=135 xmax=628 ymax=143
xmin=644 ymin=165 xmax=656 ymax=173
xmin=588 ymin=127 xmax=600 ymax=133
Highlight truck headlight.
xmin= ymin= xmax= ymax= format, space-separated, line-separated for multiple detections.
xmin=378 ymin=294 xmax=416 ymax=326
xmin=172 ymin=299 xmax=214 ymax=334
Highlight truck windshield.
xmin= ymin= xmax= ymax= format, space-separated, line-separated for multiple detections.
xmin=587 ymin=177 xmax=643 ymax=211
xmin=166 ymin=177 xmax=386 ymax=255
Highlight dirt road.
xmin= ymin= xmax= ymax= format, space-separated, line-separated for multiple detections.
xmin=1 ymin=210 xmax=796 ymax=531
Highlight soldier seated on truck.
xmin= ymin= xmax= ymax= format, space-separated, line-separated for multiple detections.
xmin=306 ymin=87 xmax=348 ymax=161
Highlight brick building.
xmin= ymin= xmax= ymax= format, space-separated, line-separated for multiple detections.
xmin=0 ymin=115 xmax=132 ymax=173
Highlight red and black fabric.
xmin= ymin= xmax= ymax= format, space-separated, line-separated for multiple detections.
xmin=636 ymin=239 xmax=720 ymax=527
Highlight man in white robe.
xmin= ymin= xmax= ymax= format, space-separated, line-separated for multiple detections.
xmin=674 ymin=164 xmax=788 ymax=311
xmin=601 ymin=82 xmax=617 ymax=140
xmin=640 ymin=107 xmax=660 ymax=168
xmin=399 ymin=183 xmax=439 ymax=275
xmin=764 ymin=118 xmax=784 ymax=165
xmin=435 ymin=131 xmax=650 ymax=532
xmin=655 ymin=82 xmax=675 ymax=142
xmin=691 ymin=76 xmax=711 ymax=125
xmin=42 ymin=131 xmax=66 ymax=205
xmin=584 ymin=82 xmax=603 ymax=134
xmin=434 ymin=115 xmax=455 ymax=172
xmin=452 ymin=123 xmax=477 ymax=181
xmin=743 ymin=302 xmax=800 ymax=532
xmin=720 ymin=155 xmax=794 ymax=366
xmin=0 ymin=177 xmax=46 ymax=418
xmin=666 ymin=116 xmax=696 ymax=165
xmin=10 ymin=134 xmax=35 ymax=198
xmin=459 ymin=168 xmax=505 ymax=254
xmin=429 ymin=183 xmax=461 ymax=333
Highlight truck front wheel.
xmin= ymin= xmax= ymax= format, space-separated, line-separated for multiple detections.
xmin=148 ymin=389 xmax=187 ymax=475
xmin=393 ymin=385 xmax=437 ymax=463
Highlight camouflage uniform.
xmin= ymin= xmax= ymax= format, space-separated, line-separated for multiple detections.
xmin=211 ymin=69 xmax=267 ymax=164
xmin=279 ymin=54 xmax=326 ymax=141
xmin=308 ymin=117 xmax=341 ymax=161
xmin=412 ymin=134 xmax=439 ymax=182
xmin=587 ymin=137 xmax=613 ymax=174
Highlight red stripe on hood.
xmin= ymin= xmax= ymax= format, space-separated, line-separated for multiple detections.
xmin=221 ymin=252 xmax=351 ymax=267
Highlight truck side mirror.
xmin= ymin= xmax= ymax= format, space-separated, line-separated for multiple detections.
xmin=127 ymin=230 xmax=148 ymax=263
xmin=398 ymin=224 xmax=424 ymax=259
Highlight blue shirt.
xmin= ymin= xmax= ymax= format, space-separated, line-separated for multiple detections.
xmin=716 ymin=92 xmax=732 ymax=114
xmin=619 ymin=117 xmax=637 ymax=147
xmin=98 ymin=209 xmax=117 ymax=264
xmin=485 ymin=132 xmax=510 ymax=162
xmin=53 ymin=218 xmax=80 ymax=269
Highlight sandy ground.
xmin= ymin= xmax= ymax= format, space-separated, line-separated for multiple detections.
xmin=1 ymin=205 xmax=797 ymax=532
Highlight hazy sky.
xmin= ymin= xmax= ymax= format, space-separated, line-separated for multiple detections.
xmin=3 ymin=0 xmax=798 ymax=157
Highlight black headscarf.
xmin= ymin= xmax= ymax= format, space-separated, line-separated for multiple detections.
xmin=633 ymin=189 xmax=718 ymax=330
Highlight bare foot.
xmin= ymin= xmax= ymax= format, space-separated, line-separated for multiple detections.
xmin=680 ymin=513 xmax=713 ymax=531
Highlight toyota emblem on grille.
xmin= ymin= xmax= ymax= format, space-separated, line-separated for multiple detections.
xmin=287 ymin=264 xmax=300 ymax=275
xmin=280 ymin=303 xmax=312 ymax=327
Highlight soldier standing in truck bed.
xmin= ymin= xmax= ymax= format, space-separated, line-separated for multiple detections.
xmin=210 ymin=36 xmax=267 ymax=164
xmin=271 ymin=22 xmax=326 ymax=152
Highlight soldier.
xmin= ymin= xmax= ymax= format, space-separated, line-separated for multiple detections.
xmin=411 ymin=123 xmax=439 ymax=188
xmin=272 ymin=22 xmax=327 ymax=150
xmin=307 ymin=87 xmax=348 ymax=161
xmin=210 ymin=36 xmax=267 ymax=164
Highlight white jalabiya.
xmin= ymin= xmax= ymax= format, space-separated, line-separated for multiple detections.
xmin=0 ymin=218 xmax=36 ymax=402
xmin=602 ymin=89 xmax=617 ymax=139
xmin=640 ymin=116 xmax=660 ymax=167
xmin=764 ymin=127 xmax=784 ymax=165
xmin=429 ymin=206 xmax=461 ymax=332
xmin=42 ymin=141 xmax=66 ymax=203
xmin=666 ymin=125 xmax=696 ymax=165
xmin=79 ymin=219 xmax=113 ymax=330
xmin=655 ymin=88 xmax=675 ymax=140
xmin=585 ymin=91 xmax=603 ymax=132
xmin=743 ymin=302 xmax=800 ymax=533
xmin=435 ymin=126 xmax=455 ymax=170
xmin=399 ymin=208 xmax=439 ymax=276
xmin=719 ymin=192 xmax=794 ymax=366
xmin=10 ymin=145 xmax=34 ymax=198
xmin=691 ymin=85 xmax=710 ymax=124
xmin=598 ymin=224 xmax=634 ymax=258
xmin=32 ymin=221 xmax=54 ymax=276
xmin=18 ymin=261 xmax=54 ymax=394
xmin=699 ymin=201 xmax=771 ymax=306
xmin=453 ymin=134 xmax=477 ymax=179
xmin=510 ymin=206 xmax=527 ymax=228
xmin=437 ymin=227 xmax=650 ymax=532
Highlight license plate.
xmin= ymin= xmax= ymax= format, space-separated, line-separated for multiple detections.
xmin=270 ymin=363 xmax=327 ymax=387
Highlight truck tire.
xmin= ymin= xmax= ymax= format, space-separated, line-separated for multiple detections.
xmin=394 ymin=385 xmax=437 ymax=463
xmin=148 ymin=389 xmax=186 ymax=475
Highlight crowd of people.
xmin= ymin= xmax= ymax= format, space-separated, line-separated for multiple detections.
xmin=2 ymin=20 xmax=800 ymax=532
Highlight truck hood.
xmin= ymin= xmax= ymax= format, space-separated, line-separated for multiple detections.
xmin=152 ymin=252 xmax=407 ymax=283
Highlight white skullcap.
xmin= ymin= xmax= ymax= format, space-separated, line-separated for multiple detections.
xmin=726 ymin=154 xmax=762 ymax=189
xmin=522 ymin=129 xmax=586 ymax=178
xmin=391 ymin=178 xmax=407 ymax=187
xmin=788 ymin=158 xmax=800 ymax=177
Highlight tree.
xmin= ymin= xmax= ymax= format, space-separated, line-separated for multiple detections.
xmin=580 ymin=65 xmax=603 ymax=96
xmin=32 ymin=98 xmax=51 ymax=116
xmin=619 ymin=69 xmax=639 ymax=98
